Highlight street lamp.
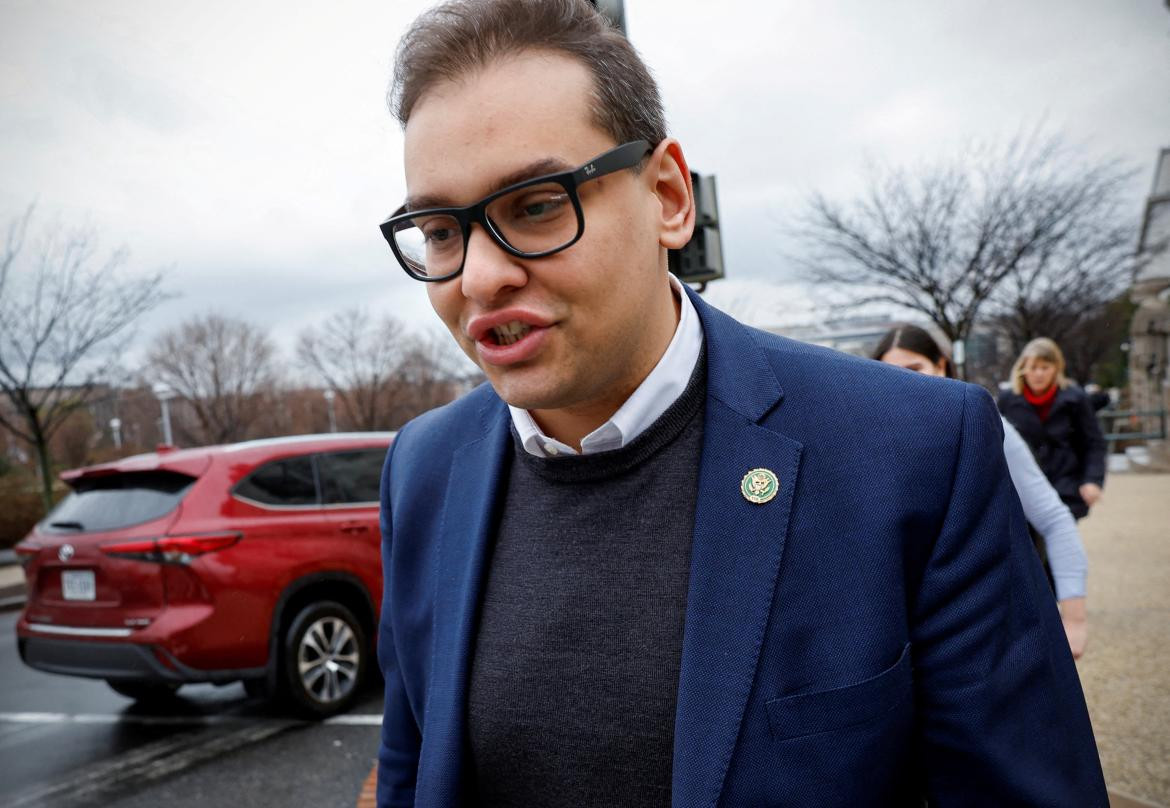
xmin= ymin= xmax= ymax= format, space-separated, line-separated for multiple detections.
xmin=152 ymin=383 xmax=176 ymax=447
xmin=952 ymin=339 xmax=967 ymax=380
xmin=323 ymin=389 xmax=337 ymax=433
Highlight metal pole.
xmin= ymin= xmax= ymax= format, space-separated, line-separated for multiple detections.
xmin=324 ymin=390 xmax=337 ymax=433
xmin=952 ymin=339 xmax=966 ymax=381
xmin=590 ymin=0 xmax=627 ymax=33
xmin=160 ymin=398 xmax=173 ymax=446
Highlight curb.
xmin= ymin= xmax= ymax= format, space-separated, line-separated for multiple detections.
xmin=0 ymin=585 xmax=26 ymax=612
xmin=1 ymin=549 xmax=27 ymax=611
xmin=357 ymin=764 xmax=377 ymax=808
xmin=1 ymin=550 xmax=27 ymax=612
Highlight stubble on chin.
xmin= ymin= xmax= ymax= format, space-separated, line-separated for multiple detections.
xmin=486 ymin=367 xmax=564 ymax=412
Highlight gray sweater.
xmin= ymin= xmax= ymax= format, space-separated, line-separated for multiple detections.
xmin=467 ymin=353 xmax=707 ymax=807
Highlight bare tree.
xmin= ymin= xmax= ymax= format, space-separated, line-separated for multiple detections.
xmin=989 ymin=171 xmax=1143 ymax=362
xmin=795 ymin=131 xmax=1138 ymax=377
xmin=391 ymin=330 xmax=480 ymax=425
xmin=0 ymin=206 xmax=169 ymax=508
xmin=146 ymin=314 xmax=280 ymax=445
xmin=297 ymin=309 xmax=411 ymax=431
xmin=297 ymin=310 xmax=472 ymax=431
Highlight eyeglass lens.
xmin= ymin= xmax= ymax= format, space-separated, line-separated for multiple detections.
xmin=392 ymin=180 xmax=578 ymax=277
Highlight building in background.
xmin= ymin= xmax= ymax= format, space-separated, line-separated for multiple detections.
xmin=765 ymin=314 xmax=905 ymax=357
xmin=1130 ymin=147 xmax=1170 ymax=469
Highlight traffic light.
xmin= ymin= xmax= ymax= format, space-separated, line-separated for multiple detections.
xmin=590 ymin=0 xmax=627 ymax=32
xmin=588 ymin=0 xmax=726 ymax=288
xmin=669 ymin=172 xmax=725 ymax=287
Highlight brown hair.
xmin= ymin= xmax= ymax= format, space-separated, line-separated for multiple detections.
xmin=389 ymin=0 xmax=667 ymax=147
xmin=1010 ymin=337 xmax=1068 ymax=394
xmin=871 ymin=324 xmax=954 ymax=378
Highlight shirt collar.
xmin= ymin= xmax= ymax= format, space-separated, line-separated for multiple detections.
xmin=509 ymin=276 xmax=704 ymax=457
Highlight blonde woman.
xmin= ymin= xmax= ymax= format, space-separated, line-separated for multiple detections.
xmin=997 ymin=338 xmax=1107 ymax=521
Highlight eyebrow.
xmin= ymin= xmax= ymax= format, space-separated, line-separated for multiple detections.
xmin=404 ymin=156 xmax=573 ymax=211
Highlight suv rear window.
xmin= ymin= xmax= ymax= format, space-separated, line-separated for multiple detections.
xmin=43 ymin=471 xmax=196 ymax=533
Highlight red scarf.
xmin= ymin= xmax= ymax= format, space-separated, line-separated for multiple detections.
xmin=1023 ymin=384 xmax=1058 ymax=422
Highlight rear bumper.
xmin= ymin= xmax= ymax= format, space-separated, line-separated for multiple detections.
xmin=17 ymin=635 xmax=265 ymax=684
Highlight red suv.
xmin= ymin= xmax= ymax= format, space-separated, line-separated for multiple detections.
xmin=14 ymin=432 xmax=393 ymax=717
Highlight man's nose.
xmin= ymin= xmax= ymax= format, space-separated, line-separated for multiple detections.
xmin=460 ymin=224 xmax=527 ymax=302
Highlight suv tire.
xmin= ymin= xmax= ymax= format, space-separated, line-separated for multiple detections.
xmin=282 ymin=600 xmax=367 ymax=718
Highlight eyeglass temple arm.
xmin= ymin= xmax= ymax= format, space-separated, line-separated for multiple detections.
xmin=570 ymin=140 xmax=651 ymax=184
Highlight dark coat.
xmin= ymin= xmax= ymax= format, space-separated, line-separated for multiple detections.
xmin=998 ymin=385 xmax=1107 ymax=519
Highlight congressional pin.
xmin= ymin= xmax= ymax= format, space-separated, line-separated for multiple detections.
xmin=741 ymin=468 xmax=779 ymax=504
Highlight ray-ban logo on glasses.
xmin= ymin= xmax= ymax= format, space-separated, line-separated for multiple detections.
xmin=584 ymin=163 xmax=596 ymax=175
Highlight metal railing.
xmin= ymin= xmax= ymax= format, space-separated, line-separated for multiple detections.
xmin=1097 ymin=409 xmax=1168 ymax=452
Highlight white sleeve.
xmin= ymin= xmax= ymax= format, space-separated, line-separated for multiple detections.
xmin=1000 ymin=417 xmax=1088 ymax=600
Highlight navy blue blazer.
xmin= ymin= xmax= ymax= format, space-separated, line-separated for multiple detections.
xmin=377 ymin=289 xmax=1106 ymax=807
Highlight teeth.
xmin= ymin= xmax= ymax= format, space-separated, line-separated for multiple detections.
xmin=491 ymin=321 xmax=533 ymax=345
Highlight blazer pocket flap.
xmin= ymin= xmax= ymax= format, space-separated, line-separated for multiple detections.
xmin=766 ymin=643 xmax=912 ymax=740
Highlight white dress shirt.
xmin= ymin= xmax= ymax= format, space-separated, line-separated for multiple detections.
xmin=509 ymin=276 xmax=704 ymax=457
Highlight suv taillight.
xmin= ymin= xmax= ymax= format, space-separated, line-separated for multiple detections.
xmin=13 ymin=544 xmax=39 ymax=569
xmin=101 ymin=532 xmax=242 ymax=564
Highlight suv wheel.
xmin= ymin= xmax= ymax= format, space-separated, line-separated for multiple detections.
xmin=282 ymin=601 xmax=366 ymax=718
xmin=106 ymin=680 xmax=181 ymax=703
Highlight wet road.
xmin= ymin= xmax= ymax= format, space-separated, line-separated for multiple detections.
xmin=0 ymin=610 xmax=382 ymax=807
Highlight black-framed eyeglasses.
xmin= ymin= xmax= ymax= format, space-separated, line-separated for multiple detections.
xmin=379 ymin=140 xmax=652 ymax=282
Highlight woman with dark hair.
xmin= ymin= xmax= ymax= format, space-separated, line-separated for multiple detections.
xmin=998 ymin=338 xmax=1107 ymax=521
xmin=874 ymin=325 xmax=1088 ymax=658
xmin=871 ymin=325 xmax=956 ymax=379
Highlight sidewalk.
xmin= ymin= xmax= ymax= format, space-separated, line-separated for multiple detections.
xmin=1077 ymin=473 xmax=1170 ymax=806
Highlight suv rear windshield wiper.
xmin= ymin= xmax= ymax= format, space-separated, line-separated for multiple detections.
xmin=49 ymin=520 xmax=85 ymax=530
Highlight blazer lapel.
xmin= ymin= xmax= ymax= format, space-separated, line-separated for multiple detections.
xmin=416 ymin=397 xmax=511 ymax=806
xmin=673 ymin=291 xmax=804 ymax=808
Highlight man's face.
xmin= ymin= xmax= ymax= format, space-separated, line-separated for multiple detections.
xmin=402 ymin=51 xmax=675 ymax=420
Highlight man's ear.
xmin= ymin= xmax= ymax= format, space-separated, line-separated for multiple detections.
xmin=650 ymin=138 xmax=695 ymax=250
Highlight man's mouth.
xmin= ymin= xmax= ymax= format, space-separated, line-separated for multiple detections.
xmin=467 ymin=312 xmax=552 ymax=365
xmin=488 ymin=321 xmax=534 ymax=345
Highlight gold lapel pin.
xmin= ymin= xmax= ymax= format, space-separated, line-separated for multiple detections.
xmin=741 ymin=468 xmax=779 ymax=504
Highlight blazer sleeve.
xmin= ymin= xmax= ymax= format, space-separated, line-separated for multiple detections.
xmin=1076 ymin=393 xmax=1107 ymax=488
xmin=376 ymin=438 xmax=421 ymax=808
xmin=912 ymin=386 xmax=1106 ymax=805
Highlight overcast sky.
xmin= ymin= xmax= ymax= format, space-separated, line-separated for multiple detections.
xmin=2 ymin=0 xmax=1168 ymax=361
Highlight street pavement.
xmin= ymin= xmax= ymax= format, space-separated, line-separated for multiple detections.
xmin=0 ymin=608 xmax=381 ymax=807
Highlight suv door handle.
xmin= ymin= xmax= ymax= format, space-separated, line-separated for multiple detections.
xmin=338 ymin=522 xmax=370 ymax=535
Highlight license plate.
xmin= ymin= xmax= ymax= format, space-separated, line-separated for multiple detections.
xmin=62 ymin=570 xmax=96 ymax=601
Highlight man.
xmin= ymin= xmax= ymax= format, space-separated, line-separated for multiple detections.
xmin=375 ymin=1 xmax=1107 ymax=805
